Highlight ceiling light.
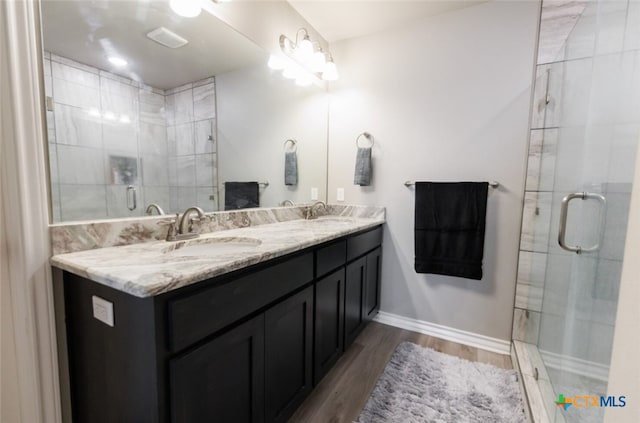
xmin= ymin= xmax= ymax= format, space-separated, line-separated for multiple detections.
xmin=108 ymin=56 xmax=128 ymax=67
xmin=170 ymin=0 xmax=202 ymax=18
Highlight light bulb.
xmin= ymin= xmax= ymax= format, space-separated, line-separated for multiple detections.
xmin=267 ymin=54 xmax=285 ymax=70
xmin=311 ymin=51 xmax=326 ymax=72
xmin=170 ymin=0 xmax=201 ymax=18
xmin=322 ymin=60 xmax=338 ymax=81
xmin=103 ymin=111 xmax=116 ymax=121
xmin=297 ymin=37 xmax=314 ymax=61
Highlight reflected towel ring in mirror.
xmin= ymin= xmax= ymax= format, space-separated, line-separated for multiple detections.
xmin=356 ymin=132 xmax=374 ymax=148
xmin=284 ymin=139 xmax=297 ymax=152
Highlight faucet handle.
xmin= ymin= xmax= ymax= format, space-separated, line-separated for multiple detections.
xmin=157 ymin=213 xmax=179 ymax=241
xmin=304 ymin=206 xmax=313 ymax=220
xmin=156 ymin=213 xmax=178 ymax=225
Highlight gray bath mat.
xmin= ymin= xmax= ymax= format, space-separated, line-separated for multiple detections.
xmin=357 ymin=342 xmax=526 ymax=423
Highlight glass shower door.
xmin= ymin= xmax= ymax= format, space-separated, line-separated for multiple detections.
xmin=536 ymin=1 xmax=640 ymax=422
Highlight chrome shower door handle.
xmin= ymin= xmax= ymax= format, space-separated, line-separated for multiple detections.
xmin=558 ymin=192 xmax=606 ymax=254
xmin=126 ymin=185 xmax=137 ymax=211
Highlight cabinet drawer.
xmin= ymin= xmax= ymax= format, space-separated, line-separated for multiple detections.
xmin=347 ymin=226 xmax=382 ymax=261
xmin=168 ymin=252 xmax=313 ymax=352
xmin=315 ymin=240 xmax=346 ymax=278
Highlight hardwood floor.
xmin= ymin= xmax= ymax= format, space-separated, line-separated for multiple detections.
xmin=288 ymin=322 xmax=512 ymax=423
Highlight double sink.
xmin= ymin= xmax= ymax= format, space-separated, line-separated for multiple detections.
xmin=50 ymin=214 xmax=377 ymax=298
xmin=161 ymin=217 xmax=357 ymax=258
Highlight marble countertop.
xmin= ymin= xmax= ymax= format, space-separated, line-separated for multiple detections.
xmin=51 ymin=216 xmax=385 ymax=298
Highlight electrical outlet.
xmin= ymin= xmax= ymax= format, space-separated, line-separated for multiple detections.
xmin=311 ymin=187 xmax=318 ymax=200
xmin=92 ymin=296 xmax=114 ymax=327
xmin=337 ymin=188 xmax=345 ymax=202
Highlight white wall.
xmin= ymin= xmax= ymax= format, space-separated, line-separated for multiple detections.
xmin=216 ymin=64 xmax=329 ymax=208
xmin=605 ymin=135 xmax=640 ymax=423
xmin=327 ymin=0 xmax=540 ymax=341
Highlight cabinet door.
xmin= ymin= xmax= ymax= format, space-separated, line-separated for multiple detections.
xmin=345 ymin=256 xmax=366 ymax=348
xmin=314 ymin=268 xmax=345 ymax=385
xmin=265 ymin=286 xmax=314 ymax=423
xmin=364 ymin=247 xmax=382 ymax=322
xmin=170 ymin=315 xmax=265 ymax=423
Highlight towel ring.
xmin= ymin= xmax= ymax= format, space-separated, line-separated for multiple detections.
xmin=356 ymin=132 xmax=374 ymax=148
xmin=283 ymin=139 xmax=297 ymax=152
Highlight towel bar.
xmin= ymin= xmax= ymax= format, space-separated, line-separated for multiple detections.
xmin=222 ymin=181 xmax=269 ymax=188
xmin=404 ymin=180 xmax=499 ymax=188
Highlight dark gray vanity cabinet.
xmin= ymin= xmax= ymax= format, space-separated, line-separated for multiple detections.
xmin=344 ymin=228 xmax=383 ymax=349
xmin=345 ymin=256 xmax=366 ymax=348
xmin=364 ymin=247 xmax=382 ymax=322
xmin=314 ymin=267 xmax=346 ymax=385
xmin=57 ymin=225 xmax=383 ymax=423
xmin=265 ymin=286 xmax=314 ymax=423
xmin=170 ymin=315 xmax=265 ymax=423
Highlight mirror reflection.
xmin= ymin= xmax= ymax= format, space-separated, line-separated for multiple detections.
xmin=41 ymin=0 xmax=328 ymax=223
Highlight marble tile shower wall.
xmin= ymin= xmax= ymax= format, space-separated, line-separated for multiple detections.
xmin=44 ymin=52 xmax=218 ymax=222
xmin=513 ymin=0 xmax=640 ymax=368
xmin=165 ymin=79 xmax=218 ymax=214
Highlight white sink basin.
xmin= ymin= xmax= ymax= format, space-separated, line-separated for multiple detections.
xmin=162 ymin=237 xmax=262 ymax=257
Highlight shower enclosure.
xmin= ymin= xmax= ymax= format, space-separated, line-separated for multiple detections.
xmin=514 ymin=0 xmax=640 ymax=421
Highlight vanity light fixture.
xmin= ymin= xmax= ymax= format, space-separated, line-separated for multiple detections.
xmin=271 ymin=28 xmax=338 ymax=83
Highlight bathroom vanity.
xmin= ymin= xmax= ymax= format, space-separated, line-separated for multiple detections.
xmin=52 ymin=216 xmax=383 ymax=423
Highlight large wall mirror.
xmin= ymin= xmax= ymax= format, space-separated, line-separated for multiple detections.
xmin=40 ymin=0 xmax=329 ymax=223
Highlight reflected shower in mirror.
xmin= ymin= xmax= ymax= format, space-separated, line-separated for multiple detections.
xmin=41 ymin=0 xmax=328 ymax=223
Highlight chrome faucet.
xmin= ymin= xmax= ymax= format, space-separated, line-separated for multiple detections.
xmin=157 ymin=206 xmax=207 ymax=241
xmin=145 ymin=203 xmax=165 ymax=215
xmin=281 ymin=200 xmax=295 ymax=207
xmin=178 ymin=206 xmax=206 ymax=240
xmin=305 ymin=201 xmax=327 ymax=220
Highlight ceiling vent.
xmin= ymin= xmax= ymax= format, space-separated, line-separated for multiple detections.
xmin=146 ymin=27 xmax=188 ymax=49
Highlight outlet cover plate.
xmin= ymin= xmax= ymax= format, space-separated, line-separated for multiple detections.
xmin=92 ymin=295 xmax=114 ymax=327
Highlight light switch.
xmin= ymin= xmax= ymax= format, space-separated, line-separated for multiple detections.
xmin=311 ymin=187 xmax=318 ymax=200
xmin=337 ymin=188 xmax=345 ymax=202
xmin=92 ymin=296 xmax=114 ymax=327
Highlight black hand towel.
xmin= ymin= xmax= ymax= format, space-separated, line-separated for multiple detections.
xmin=414 ymin=182 xmax=489 ymax=280
xmin=224 ymin=182 xmax=259 ymax=210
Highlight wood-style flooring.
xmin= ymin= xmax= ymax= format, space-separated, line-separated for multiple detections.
xmin=289 ymin=322 xmax=513 ymax=423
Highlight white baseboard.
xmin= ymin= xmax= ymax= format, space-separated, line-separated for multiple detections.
xmin=539 ymin=349 xmax=610 ymax=382
xmin=373 ymin=311 xmax=511 ymax=355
